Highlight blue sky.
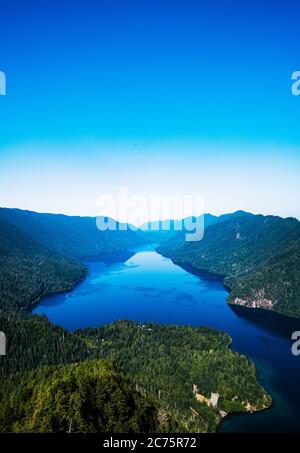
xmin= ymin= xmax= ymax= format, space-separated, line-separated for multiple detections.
xmin=0 ymin=0 xmax=299 ymax=219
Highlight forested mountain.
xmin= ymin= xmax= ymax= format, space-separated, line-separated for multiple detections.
xmin=0 ymin=207 xmax=145 ymax=259
xmin=136 ymin=214 xmax=221 ymax=243
xmin=0 ymin=207 xmax=279 ymax=432
xmin=0 ymin=217 xmax=85 ymax=311
xmin=79 ymin=321 xmax=271 ymax=432
xmin=140 ymin=211 xmax=251 ymax=245
xmin=0 ymin=312 xmax=92 ymax=380
xmin=166 ymin=211 xmax=253 ymax=244
xmin=136 ymin=219 xmax=184 ymax=243
xmin=0 ymin=315 xmax=271 ymax=433
xmin=158 ymin=213 xmax=300 ymax=317
xmin=0 ymin=360 xmax=159 ymax=433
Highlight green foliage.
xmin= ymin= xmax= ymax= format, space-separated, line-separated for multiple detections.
xmin=0 ymin=360 xmax=158 ymax=433
xmin=79 ymin=320 xmax=271 ymax=432
xmin=0 ymin=217 xmax=86 ymax=311
xmin=0 ymin=314 xmax=271 ymax=432
xmin=0 ymin=207 xmax=146 ymax=259
xmin=158 ymin=213 xmax=300 ymax=318
xmin=0 ymin=312 xmax=92 ymax=380
xmin=0 ymin=208 xmax=273 ymax=433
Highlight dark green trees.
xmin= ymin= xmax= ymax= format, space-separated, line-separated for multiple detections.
xmin=0 ymin=360 xmax=158 ymax=433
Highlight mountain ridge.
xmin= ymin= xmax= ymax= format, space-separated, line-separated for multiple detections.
xmin=0 ymin=207 xmax=146 ymax=259
xmin=0 ymin=207 xmax=279 ymax=432
xmin=157 ymin=212 xmax=300 ymax=318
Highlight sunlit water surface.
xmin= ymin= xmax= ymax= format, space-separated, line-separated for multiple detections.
xmin=32 ymin=244 xmax=300 ymax=432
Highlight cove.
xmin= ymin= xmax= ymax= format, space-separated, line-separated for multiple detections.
xmin=32 ymin=244 xmax=300 ymax=432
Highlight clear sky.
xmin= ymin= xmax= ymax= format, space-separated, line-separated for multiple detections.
xmin=0 ymin=0 xmax=299 ymax=220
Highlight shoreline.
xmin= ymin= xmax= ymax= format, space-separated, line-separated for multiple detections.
xmin=26 ymin=250 xmax=136 ymax=313
xmin=26 ymin=247 xmax=281 ymax=432
xmin=155 ymin=250 xmax=275 ymax=430
xmin=24 ymin=267 xmax=88 ymax=313
xmin=157 ymin=250 xmax=300 ymax=321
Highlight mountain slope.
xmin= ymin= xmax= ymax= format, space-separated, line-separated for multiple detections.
xmin=0 ymin=208 xmax=274 ymax=433
xmin=0 ymin=207 xmax=145 ymax=259
xmin=0 ymin=312 xmax=94 ymax=380
xmin=0 ymin=360 xmax=159 ymax=433
xmin=158 ymin=213 xmax=300 ymax=317
xmin=0 ymin=313 xmax=271 ymax=432
xmin=152 ymin=211 xmax=251 ymax=246
xmin=79 ymin=320 xmax=271 ymax=432
xmin=0 ymin=216 xmax=85 ymax=311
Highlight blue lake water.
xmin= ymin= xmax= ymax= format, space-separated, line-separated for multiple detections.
xmin=32 ymin=244 xmax=300 ymax=432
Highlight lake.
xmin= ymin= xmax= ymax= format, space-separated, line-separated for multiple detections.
xmin=32 ymin=244 xmax=300 ymax=432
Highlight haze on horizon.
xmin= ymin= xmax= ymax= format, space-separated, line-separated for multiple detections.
xmin=0 ymin=139 xmax=299 ymax=223
xmin=0 ymin=0 xmax=299 ymax=221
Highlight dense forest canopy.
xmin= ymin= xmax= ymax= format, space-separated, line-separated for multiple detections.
xmin=0 ymin=207 xmax=146 ymax=259
xmin=0 ymin=216 xmax=86 ymax=311
xmin=0 ymin=315 xmax=271 ymax=433
xmin=3 ymin=207 xmax=296 ymax=432
xmin=0 ymin=360 xmax=159 ymax=433
xmin=79 ymin=321 xmax=271 ymax=432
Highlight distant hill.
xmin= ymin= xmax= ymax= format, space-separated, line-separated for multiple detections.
xmin=0 ymin=208 xmax=146 ymax=259
xmin=136 ymin=213 xmax=223 ymax=243
xmin=143 ymin=211 xmax=252 ymax=245
xmin=0 ymin=209 xmax=274 ymax=433
xmin=0 ymin=216 xmax=85 ymax=311
xmin=136 ymin=219 xmax=187 ymax=243
xmin=158 ymin=213 xmax=300 ymax=318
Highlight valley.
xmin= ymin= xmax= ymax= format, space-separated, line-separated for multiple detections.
xmin=0 ymin=207 xmax=299 ymax=432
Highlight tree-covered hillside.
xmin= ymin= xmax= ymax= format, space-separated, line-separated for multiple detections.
xmin=0 ymin=209 xmax=273 ymax=433
xmin=0 ymin=312 xmax=92 ymax=380
xmin=0 ymin=316 xmax=271 ymax=433
xmin=158 ymin=213 xmax=300 ymax=317
xmin=79 ymin=320 xmax=271 ymax=432
xmin=136 ymin=214 xmax=220 ymax=243
xmin=0 ymin=207 xmax=146 ymax=259
xmin=0 ymin=217 xmax=85 ymax=311
xmin=0 ymin=360 xmax=159 ymax=433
